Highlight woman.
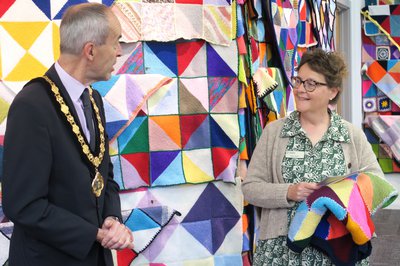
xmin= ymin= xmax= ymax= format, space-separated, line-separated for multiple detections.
xmin=242 ymin=48 xmax=384 ymax=265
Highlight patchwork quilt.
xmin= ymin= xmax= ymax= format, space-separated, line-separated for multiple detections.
xmin=287 ymin=172 xmax=398 ymax=266
xmin=116 ymin=177 xmax=243 ymax=265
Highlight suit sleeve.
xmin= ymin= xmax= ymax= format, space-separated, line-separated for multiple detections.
xmin=2 ymin=93 xmax=99 ymax=260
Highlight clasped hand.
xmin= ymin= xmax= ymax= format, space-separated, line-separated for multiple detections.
xmin=97 ymin=217 xmax=134 ymax=250
xmin=287 ymin=182 xmax=320 ymax=202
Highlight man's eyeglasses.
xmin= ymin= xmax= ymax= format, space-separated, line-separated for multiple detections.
xmin=291 ymin=76 xmax=327 ymax=92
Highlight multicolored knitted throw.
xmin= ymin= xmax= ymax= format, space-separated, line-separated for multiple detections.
xmin=287 ymin=172 xmax=398 ymax=266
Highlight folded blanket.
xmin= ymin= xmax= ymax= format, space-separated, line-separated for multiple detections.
xmin=287 ymin=172 xmax=398 ymax=266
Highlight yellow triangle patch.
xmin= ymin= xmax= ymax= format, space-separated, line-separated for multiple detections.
xmin=0 ymin=44 xmax=2 ymax=78
xmin=183 ymin=152 xmax=213 ymax=183
xmin=1 ymin=22 xmax=48 ymax=50
xmin=52 ymin=22 xmax=60 ymax=61
xmin=0 ymin=97 xmax=10 ymax=124
xmin=5 ymin=52 xmax=47 ymax=81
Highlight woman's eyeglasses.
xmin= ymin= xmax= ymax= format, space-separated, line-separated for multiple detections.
xmin=291 ymin=76 xmax=327 ymax=92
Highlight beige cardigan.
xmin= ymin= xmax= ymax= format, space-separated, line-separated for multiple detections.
xmin=242 ymin=117 xmax=384 ymax=240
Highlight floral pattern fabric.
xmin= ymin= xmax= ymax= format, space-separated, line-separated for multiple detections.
xmin=253 ymin=111 xmax=369 ymax=266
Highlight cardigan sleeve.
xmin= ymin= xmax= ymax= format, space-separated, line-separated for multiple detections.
xmin=242 ymin=120 xmax=295 ymax=209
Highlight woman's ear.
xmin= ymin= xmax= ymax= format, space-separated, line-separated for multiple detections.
xmin=329 ymin=87 xmax=340 ymax=101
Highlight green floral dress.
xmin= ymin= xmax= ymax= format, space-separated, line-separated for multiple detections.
xmin=253 ymin=111 xmax=369 ymax=266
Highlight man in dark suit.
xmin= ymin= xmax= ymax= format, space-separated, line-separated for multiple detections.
xmin=1 ymin=3 xmax=133 ymax=265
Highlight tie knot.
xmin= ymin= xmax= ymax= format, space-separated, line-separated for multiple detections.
xmin=82 ymin=89 xmax=91 ymax=108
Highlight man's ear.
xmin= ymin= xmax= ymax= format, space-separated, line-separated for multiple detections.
xmin=83 ymin=42 xmax=94 ymax=60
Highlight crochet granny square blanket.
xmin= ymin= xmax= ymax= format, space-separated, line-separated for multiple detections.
xmin=287 ymin=172 xmax=398 ymax=266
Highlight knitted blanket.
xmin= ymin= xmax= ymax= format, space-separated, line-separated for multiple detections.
xmin=287 ymin=172 xmax=398 ymax=266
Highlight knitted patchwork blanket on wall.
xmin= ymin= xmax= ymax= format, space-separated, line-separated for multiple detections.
xmin=287 ymin=172 xmax=398 ymax=266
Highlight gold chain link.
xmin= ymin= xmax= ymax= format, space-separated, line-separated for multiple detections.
xmin=42 ymin=76 xmax=105 ymax=168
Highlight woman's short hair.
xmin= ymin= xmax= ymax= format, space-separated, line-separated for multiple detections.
xmin=60 ymin=3 xmax=111 ymax=55
xmin=297 ymin=48 xmax=347 ymax=104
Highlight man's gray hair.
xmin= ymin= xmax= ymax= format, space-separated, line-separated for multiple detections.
xmin=60 ymin=3 xmax=111 ymax=55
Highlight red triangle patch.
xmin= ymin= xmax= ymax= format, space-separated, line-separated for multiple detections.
xmin=177 ymin=40 xmax=204 ymax=76
xmin=122 ymin=153 xmax=150 ymax=185
xmin=212 ymin=147 xmax=237 ymax=177
xmin=389 ymin=72 xmax=400 ymax=83
xmin=180 ymin=114 xmax=208 ymax=147
xmin=117 ymin=249 xmax=137 ymax=266
xmin=0 ymin=0 xmax=15 ymax=18
xmin=381 ymin=17 xmax=391 ymax=34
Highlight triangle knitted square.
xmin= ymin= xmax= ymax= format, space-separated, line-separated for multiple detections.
xmin=209 ymin=114 xmax=238 ymax=149
xmin=208 ymin=77 xmax=238 ymax=112
xmin=362 ymin=79 xmax=377 ymax=97
xmin=183 ymin=115 xmax=210 ymax=150
xmin=121 ymin=153 xmax=150 ymax=188
xmin=179 ymin=78 xmax=209 ymax=113
xmin=366 ymin=61 xmax=387 ymax=83
xmin=211 ymin=147 xmax=238 ymax=180
xmin=150 ymin=150 xmax=180 ymax=183
xmin=180 ymin=114 xmax=209 ymax=147
xmin=147 ymin=78 xmax=178 ymax=115
xmin=116 ymin=42 xmax=144 ymax=74
xmin=0 ymin=0 xmax=15 ymax=18
xmin=144 ymin=42 xmax=177 ymax=76
xmin=182 ymin=149 xmax=214 ymax=183
xmin=118 ymin=116 xmax=149 ymax=154
xmin=150 ymin=150 xmax=185 ymax=186
xmin=149 ymin=115 xmax=181 ymax=150
xmin=177 ymin=40 xmax=206 ymax=77
xmin=206 ymin=43 xmax=237 ymax=77
xmin=0 ymin=22 xmax=50 ymax=81
xmin=1 ymin=0 xmax=48 ymax=20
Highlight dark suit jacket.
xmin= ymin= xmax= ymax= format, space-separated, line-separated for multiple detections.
xmin=2 ymin=65 xmax=121 ymax=266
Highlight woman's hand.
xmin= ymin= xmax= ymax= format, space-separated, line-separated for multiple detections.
xmin=287 ymin=182 xmax=320 ymax=202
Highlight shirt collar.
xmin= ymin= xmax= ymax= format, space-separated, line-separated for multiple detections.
xmin=280 ymin=110 xmax=350 ymax=143
xmin=54 ymin=61 xmax=86 ymax=102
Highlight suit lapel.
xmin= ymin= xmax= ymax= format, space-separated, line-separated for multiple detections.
xmin=45 ymin=65 xmax=93 ymax=148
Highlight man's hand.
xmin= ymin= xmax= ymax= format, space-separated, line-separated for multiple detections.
xmin=287 ymin=182 xmax=320 ymax=202
xmin=99 ymin=217 xmax=134 ymax=250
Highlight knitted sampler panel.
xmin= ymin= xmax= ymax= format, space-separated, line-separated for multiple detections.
xmin=112 ymin=0 xmax=233 ymax=46
xmin=287 ymin=172 xmax=398 ymax=266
